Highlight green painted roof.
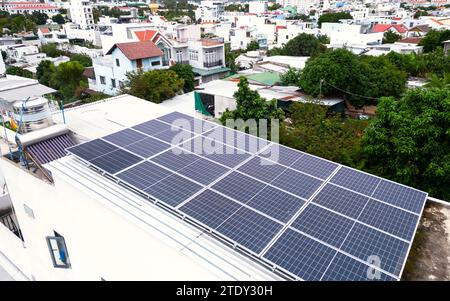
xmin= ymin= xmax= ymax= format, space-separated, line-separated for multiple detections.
xmin=224 ymin=72 xmax=281 ymax=86
xmin=192 ymin=67 xmax=231 ymax=76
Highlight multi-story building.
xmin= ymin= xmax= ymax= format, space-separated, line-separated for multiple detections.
xmin=195 ymin=0 xmax=225 ymax=23
xmin=92 ymin=41 xmax=164 ymax=95
xmin=37 ymin=28 xmax=69 ymax=45
xmin=69 ymin=0 xmax=95 ymax=30
xmin=0 ymin=1 xmax=59 ymax=15
xmin=249 ymin=1 xmax=268 ymax=14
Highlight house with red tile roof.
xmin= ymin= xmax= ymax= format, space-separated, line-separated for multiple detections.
xmin=93 ymin=41 xmax=164 ymax=95
xmin=371 ymin=24 xmax=408 ymax=36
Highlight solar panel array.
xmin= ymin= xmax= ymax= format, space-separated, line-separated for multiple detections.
xmin=66 ymin=111 xmax=428 ymax=281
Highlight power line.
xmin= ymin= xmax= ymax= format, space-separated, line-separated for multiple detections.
xmin=321 ymin=79 xmax=380 ymax=101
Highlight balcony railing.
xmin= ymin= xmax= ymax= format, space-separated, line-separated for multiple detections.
xmin=204 ymin=60 xmax=222 ymax=68
xmin=177 ymin=60 xmax=190 ymax=65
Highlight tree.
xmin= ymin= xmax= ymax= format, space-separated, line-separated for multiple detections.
xmin=120 ymin=69 xmax=184 ymax=103
xmin=70 ymin=53 xmax=92 ymax=67
xmin=30 ymin=11 xmax=48 ymax=25
xmin=425 ymin=73 xmax=450 ymax=88
xmin=382 ymin=31 xmax=402 ymax=44
xmin=362 ymin=88 xmax=450 ymax=200
xmin=280 ymin=67 xmax=302 ymax=86
xmin=225 ymin=43 xmax=242 ymax=73
xmin=276 ymin=33 xmax=327 ymax=56
xmin=414 ymin=10 xmax=429 ymax=19
xmin=268 ymin=3 xmax=282 ymax=11
xmin=220 ymin=77 xmax=284 ymax=128
xmin=318 ymin=12 xmax=353 ymax=28
xmin=6 ymin=66 xmax=33 ymax=78
xmin=169 ymin=63 xmax=195 ymax=92
xmin=52 ymin=14 xmax=66 ymax=25
xmin=246 ymin=40 xmax=260 ymax=52
xmin=41 ymin=43 xmax=63 ymax=57
xmin=36 ymin=60 xmax=55 ymax=86
xmin=50 ymin=61 xmax=86 ymax=100
xmin=419 ymin=29 xmax=450 ymax=53
xmin=299 ymin=49 xmax=407 ymax=107
xmin=281 ymin=102 xmax=367 ymax=167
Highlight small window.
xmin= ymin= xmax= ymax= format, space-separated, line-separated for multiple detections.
xmin=100 ymin=76 xmax=106 ymax=85
xmin=116 ymin=58 xmax=120 ymax=67
xmin=151 ymin=60 xmax=160 ymax=66
xmin=111 ymin=79 xmax=116 ymax=88
xmin=46 ymin=232 xmax=71 ymax=269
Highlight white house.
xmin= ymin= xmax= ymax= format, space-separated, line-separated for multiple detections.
xmin=321 ymin=23 xmax=383 ymax=46
xmin=92 ymin=41 xmax=163 ymax=95
xmin=37 ymin=28 xmax=69 ymax=45
xmin=195 ymin=0 xmax=225 ymax=23
xmin=69 ymin=0 xmax=95 ymax=30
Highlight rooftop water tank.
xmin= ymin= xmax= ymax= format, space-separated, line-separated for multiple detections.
xmin=13 ymin=97 xmax=53 ymax=134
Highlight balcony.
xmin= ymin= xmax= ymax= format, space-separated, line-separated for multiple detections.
xmin=204 ymin=60 xmax=222 ymax=68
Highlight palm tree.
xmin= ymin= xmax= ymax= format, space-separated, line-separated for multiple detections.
xmin=425 ymin=73 xmax=450 ymax=88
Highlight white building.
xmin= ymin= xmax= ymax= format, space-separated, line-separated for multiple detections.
xmin=195 ymin=0 xmax=225 ymax=23
xmin=321 ymin=23 xmax=383 ymax=46
xmin=37 ymin=28 xmax=69 ymax=45
xmin=69 ymin=0 xmax=95 ymax=30
xmin=0 ymin=1 xmax=59 ymax=15
xmin=92 ymin=41 xmax=164 ymax=95
xmin=249 ymin=1 xmax=268 ymax=14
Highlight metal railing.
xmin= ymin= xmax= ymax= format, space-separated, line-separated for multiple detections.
xmin=0 ymin=212 xmax=20 ymax=237
xmin=204 ymin=60 xmax=223 ymax=68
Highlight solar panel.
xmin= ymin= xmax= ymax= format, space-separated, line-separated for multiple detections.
xmin=179 ymin=190 xmax=242 ymax=229
xmin=321 ymin=253 xmax=396 ymax=281
xmin=358 ymin=200 xmax=418 ymax=241
xmin=67 ymin=139 xmax=118 ymax=161
xmin=90 ymin=149 xmax=142 ymax=174
xmin=340 ymin=223 xmax=409 ymax=276
xmin=176 ymin=158 xmax=230 ymax=185
xmin=312 ymin=184 xmax=370 ymax=219
xmin=216 ymin=206 xmax=283 ymax=254
xmin=290 ymin=153 xmax=338 ymax=180
xmin=124 ymin=137 xmax=170 ymax=158
xmin=102 ymin=128 xmax=147 ymax=147
xmin=211 ymin=172 xmax=266 ymax=204
xmin=237 ymin=156 xmax=287 ymax=183
xmin=132 ymin=119 xmax=172 ymax=136
xmin=330 ymin=167 xmax=381 ymax=195
xmin=116 ymin=161 xmax=173 ymax=190
xmin=264 ymin=228 xmax=337 ymax=280
xmin=246 ymin=186 xmax=305 ymax=223
xmin=291 ymin=204 xmax=355 ymax=248
xmin=144 ymin=174 xmax=203 ymax=207
xmin=270 ymin=168 xmax=323 ymax=200
xmin=66 ymin=111 xmax=429 ymax=281
xmin=372 ymin=180 xmax=427 ymax=214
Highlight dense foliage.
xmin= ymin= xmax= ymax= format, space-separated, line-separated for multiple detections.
xmin=317 ymin=12 xmax=353 ymax=28
xmin=382 ymin=31 xmax=402 ymax=44
xmin=299 ymin=49 xmax=407 ymax=107
xmin=52 ymin=14 xmax=66 ymax=25
xmin=169 ymin=63 xmax=195 ymax=92
xmin=120 ymin=69 xmax=184 ymax=103
xmin=267 ymin=33 xmax=329 ymax=57
xmin=419 ymin=29 xmax=450 ymax=53
xmin=246 ymin=40 xmax=260 ymax=52
xmin=362 ymin=89 xmax=450 ymax=200
xmin=280 ymin=67 xmax=302 ymax=86
xmin=6 ymin=66 xmax=33 ymax=78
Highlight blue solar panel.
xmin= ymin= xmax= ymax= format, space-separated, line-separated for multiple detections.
xmin=264 ymin=229 xmax=337 ymax=280
xmin=90 ymin=149 xmax=142 ymax=174
xmin=153 ymin=128 xmax=194 ymax=144
xmin=176 ymin=158 xmax=230 ymax=185
xmin=246 ymin=186 xmax=305 ymax=223
xmin=290 ymin=153 xmax=338 ymax=180
xmin=312 ymin=184 xmax=370 ymax=219
xmin=124 ymin=137 xmax=170 ymax=158
xmin=216 ymin=206 xmax=283 ymax=254
xmin=157 ymin=111 xmax=194 ymax=124
xmin=237 ymin=156 xmax=287 ymax=183
xmin=151 ymin=148 xmax=200 ymax=172
xmin=330 ymin=167 xmax=381 ymax=195
xmin=144 ymin=174 xmax=203 ymax=207
xmin=203 ymin=127 xmax=268 ymax=154
xmin=102 ymin=129 xmax=147 ymax=147
xmin=259 ymin=144 xmax=303 ymax=167
xmin=372 ymin=180 xmax=427 ymax=214
xmin=291 ymin=204 xmax=355 ymax=248
xmin=270 ymin=168 xmax=323 ymax=200
xmin=321 ymin=252 xmax=396 ymax=281
xmin=358 ymin=200 xmax=417 ymax=241
xmin=179 ymin=190 xmax=242 ymax=228
xmin=211 ymin=172 xmax=266 ymax=203
xmin=116 ymin=161 xmax=172 ymax=190
xmin=67 ymin=139 xmax=118 ymax=161
xmin=340 ymin=223 xmax=409 ymax=276
xmin=132 ymin=119 xmax=172 ymax=136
